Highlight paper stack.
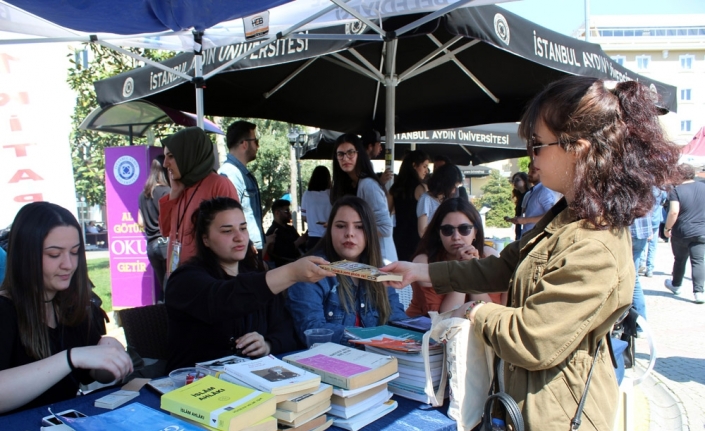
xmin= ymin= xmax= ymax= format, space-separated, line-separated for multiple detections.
xmin=345 ymin=325 xmax=445 ymax=404
xmin=223 ymin=355 xmax=333 ymax=431
xmin=283 ymin=343 xmax=399 ymax=430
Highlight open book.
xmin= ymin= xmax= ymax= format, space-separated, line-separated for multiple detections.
xmin=318 ymin=260 xmax=402 ymax=282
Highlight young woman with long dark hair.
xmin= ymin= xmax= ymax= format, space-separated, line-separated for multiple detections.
xmin=330 ymin=134 xmax=397 ymax=263
xmin=416 ymin=163 xmax=463 ymax=237
xmin=286 ymin=196 xmax=408 ymax=344
xmin=405 ymin=198 xmax=503 ymax=318
xmin=389 ymin=150 xmax=430 ymax=262
xmin=0 ymin=202 xmax=132 ymax=414
xmin=384 ymin=76 xmax=682 ymax=430
xmin=138 ymin=157 xmax=170 ymax=297
xmin=165 ymin=198 xmax=333 ymax=371
xmin=301 ymin=165 xmax=333 ymax=251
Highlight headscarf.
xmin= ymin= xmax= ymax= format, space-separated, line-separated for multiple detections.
xmin=162 ymin=127 xmax=215 ymax=187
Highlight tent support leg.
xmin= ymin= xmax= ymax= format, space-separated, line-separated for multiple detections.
xmin=384 ymin=39 xmax=397 ymax=186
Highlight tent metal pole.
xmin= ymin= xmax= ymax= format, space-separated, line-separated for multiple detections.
xmin=329 ymin=0 xmax=386 ymax=36
xmin=384 ymin=39 xmax=398 ymax=186
xmin=348 ymin=48 xmax=385 ymax=80
xmin=325 ymin=54 xmax=382 ymax=82
xmin=194 ymin=31 xmax=205 ymax=129
xmin=400 ymin=39 xmax=479 ymax=82
xmin=290 ymin=33 xmax=381 ymax=41
xmin=264 ymin=58 xmax=318 ymax=98
xmin=97 ymin=40 xmax=192 ymax=81
xmin=427 ymin=34 xmax=499 ymax=103
xmin=398 ymin=35 xmax=463 ymax=81
xmin=394 ymin=0 xmax=475 ymax=37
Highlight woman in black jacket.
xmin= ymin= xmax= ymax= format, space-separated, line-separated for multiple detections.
xmin=165 ymin=197 xmax=332 ymax=371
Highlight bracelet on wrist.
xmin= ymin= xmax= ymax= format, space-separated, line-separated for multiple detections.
xmin=66 ymin=348 xmax=77 ymax=372
xmin=464 ymin=300 xmax=487 ymax=320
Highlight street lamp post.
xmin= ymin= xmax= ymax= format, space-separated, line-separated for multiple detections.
xmin=287 ymin=127 xmax=307 ymax=232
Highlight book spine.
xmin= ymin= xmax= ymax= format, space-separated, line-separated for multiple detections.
xmin=162 ymin=397 xmax=225 ymax=430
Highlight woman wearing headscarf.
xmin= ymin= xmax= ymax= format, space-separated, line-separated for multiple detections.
xmin=159 ymin=127 xmax=238 ymax=277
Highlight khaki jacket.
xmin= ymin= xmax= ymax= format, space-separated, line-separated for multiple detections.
xmin=430 ymin=200 xmax=634 ymax=431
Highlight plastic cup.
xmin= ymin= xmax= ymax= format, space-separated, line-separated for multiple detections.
xmin=169 ymin=367 xmax=205 ymax=388
xmin=304 ymin=328 xmax=334 ymax=348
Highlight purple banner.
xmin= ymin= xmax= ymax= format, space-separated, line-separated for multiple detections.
xmin=105 ymin=146 xmax=162 ymax=308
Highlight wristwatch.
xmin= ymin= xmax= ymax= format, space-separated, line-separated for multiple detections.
xmin=463 ymin=300 xmax=487 ymax=321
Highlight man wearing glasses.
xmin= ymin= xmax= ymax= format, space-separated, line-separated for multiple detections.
xmin=219 ymin=120 xmax=265 ymax=253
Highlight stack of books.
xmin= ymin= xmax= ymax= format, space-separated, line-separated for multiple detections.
xmin=160 ymin=375 xmax=278 ymax=431
xmin=345 ymin=325 xmax=445 ymax=404
xmin=283 ymin=343 xmax=400 ymax=431
xmin=223 ymin=355 xmax=333 ymax=431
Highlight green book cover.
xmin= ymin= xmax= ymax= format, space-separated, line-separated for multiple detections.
xmin=161 ymin=375 xmax=276 ymax=431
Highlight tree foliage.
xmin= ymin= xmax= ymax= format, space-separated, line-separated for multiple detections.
xmin=477 ymin=170 xmax=514 ymax=227
xmin=518 ymin=156 xmax=530 ymax=173
xmin=66 ymin=45 xmax=176 ymax=206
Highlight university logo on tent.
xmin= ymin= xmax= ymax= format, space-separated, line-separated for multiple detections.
xmin=122 ymin=77 xmax=134 ymax=98
xmin=493 ymin=13 xmax=510 ymax=46
xmin=114 ymin=155 xmax=140 ymax=186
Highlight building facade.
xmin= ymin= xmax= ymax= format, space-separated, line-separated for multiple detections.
xmin=579 ymin=15 xmax=705 ymax=144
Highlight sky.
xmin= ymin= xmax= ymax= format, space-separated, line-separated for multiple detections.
xmin=499 ymin=0 xmax=705 ymax=36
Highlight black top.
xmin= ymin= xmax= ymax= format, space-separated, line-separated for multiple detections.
xmin=514 ymin=190 xmax=528 ymax=240
xmin=138 ymin=185 xmax=170 ymax=242
xmin=164 ymin=263 xmax=302 ymax=372
xmin=668 ymin=181 xmax=705 ymax=238
xmin=265 ymin=221 xmax=301 ymax=268
xmin=393 ymin=194 xmax=421 ymax=262
xmin=0 ymin=296 xmax=101 ymax=414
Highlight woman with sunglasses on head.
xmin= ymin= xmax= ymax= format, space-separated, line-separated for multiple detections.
xmin=165 ymin=198 xmax=334 ymax=371
xmin=406 ymin=198 xmax=504 ymax=318
xmin=384 ymin=76 xmax=682 ymax=430
xmin=0 ymin=202 xmax=132 ymax=414
xmin=331 ymin=134 xmax=397 ymax=263
xmin=286 ymin=196 xmax=408 ymax=345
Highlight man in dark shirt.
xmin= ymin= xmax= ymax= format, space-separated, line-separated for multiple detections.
xmin=265 ymin=200 xmax=307 ymax=268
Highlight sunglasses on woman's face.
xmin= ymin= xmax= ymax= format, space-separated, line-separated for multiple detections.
xmin=440 ymin=223 xmax=475 ymax=237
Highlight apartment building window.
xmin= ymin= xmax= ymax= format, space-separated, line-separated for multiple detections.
xmin=636 ymin=55 xmax=650 ymax=70
xmin=680 ymin=89 xmax=692 ymax=101
xmin=681 ymin=120 xmax=692 ymax=132
xmin=611 ymin=55 xmax=626 ymax=66
xmin=680 ymin=54 xmax=694 ymax=70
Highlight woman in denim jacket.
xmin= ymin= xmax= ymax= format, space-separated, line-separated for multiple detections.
xmin=286 ymin=196 xmax=407 ymax=345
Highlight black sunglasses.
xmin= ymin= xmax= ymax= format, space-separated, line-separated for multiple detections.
xmin=440 ymin=223 xmax=475 ymax=237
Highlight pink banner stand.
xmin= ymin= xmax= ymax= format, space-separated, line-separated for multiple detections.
xmin=105 ymin=146 xmax=163 ymax=308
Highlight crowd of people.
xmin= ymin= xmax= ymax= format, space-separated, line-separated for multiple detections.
xmin=0 ymin=76 xmax=694 ymax=430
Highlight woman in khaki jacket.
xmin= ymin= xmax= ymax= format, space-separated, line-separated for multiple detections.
xmin=384 ymin=76 xmax=682 ymax=431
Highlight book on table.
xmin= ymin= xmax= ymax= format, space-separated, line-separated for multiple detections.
xmin=389 ymin=315 xmax=432 ymax=332
xmin=345 ymin=325 xmax=442 ymax=353
xmin=330 ymin=383 xmax=387 ymax=408
xmin=330 ymin=372 xmax=399 ymax=398
xmin=328 ymin=386 xmax=392 ymax=419
xmin=161 ymin=375 xmax=276 ymax=431
xmin=386 ymin=380 xmax=446 ymax=404
xmin=216 ymin=372 xmax=313 ymax=403
xmin=60 ymin=403 xmax=209 ymax=431
xmin=317 ymin=260 xmax=402 ymax=282
xmin=177 ymin=414 xmax=278 ymax=431
xmin=197 ymin=355 xmax=251 ymax=376
xmin=277 ymin=383 xmax=332 ymax=413
xmin=276 ymin=414 xmax=329 ymax=431
xmin=363 ymin=344 xmax=443 ymax=362
xmin=283 ymin=343 xmax=397 ymax=390
xmin=224 ymin=355 xmax=321 ymax=396
xmin=275 ymin=399 xmax=331 ymax=428
xmin=331 ymin=400 xmax=398 ymax=431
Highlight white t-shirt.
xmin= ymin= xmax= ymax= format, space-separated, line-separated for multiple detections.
xmin=301 ymin=190 xmax=332 ymax=238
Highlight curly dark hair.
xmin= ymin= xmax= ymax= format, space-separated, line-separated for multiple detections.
xmin=519 ymin=76 xmax=682 ymax=228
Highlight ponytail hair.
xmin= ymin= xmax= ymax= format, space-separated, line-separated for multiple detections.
xmin=519 ymin=76 xmax=681 ymax=228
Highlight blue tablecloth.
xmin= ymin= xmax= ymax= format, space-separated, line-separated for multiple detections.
xmin=0 ymin=384 xmax=456 ymax=431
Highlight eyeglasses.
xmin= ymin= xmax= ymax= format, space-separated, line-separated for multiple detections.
xmin=242 ymin=138 xmax=259 ymax=145
xmin=336 ymin=149 xmax=358 ymax=160
xmin=440 ymin=223 xmax=475 ymax=237
xmin=527 ymin=140 xmax=560 ymax=157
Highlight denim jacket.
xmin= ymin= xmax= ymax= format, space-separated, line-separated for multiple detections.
xmin=286 ymin=274 xmax=408 ymax=345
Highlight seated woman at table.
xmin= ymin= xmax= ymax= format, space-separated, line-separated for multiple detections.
xmin=286 ymin=196 xmax=408 ymax=345
xmin=165 ymin=197 xmax=333 ymax=371
xmin=0 ymin=202 xmax=132 ymax=414
xmin=406 ymin=198 xmax=504 ymax=318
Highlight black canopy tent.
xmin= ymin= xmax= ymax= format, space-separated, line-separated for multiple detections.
xmin=95 ymin=4 xmax=677 ymax=138
xmin=301 ymin=122 xmax=525 ymax=165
